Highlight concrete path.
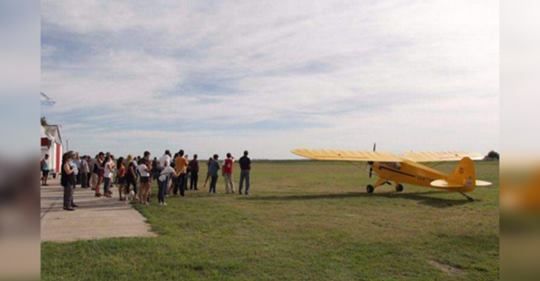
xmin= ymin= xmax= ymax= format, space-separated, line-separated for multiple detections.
xmin=41 ymin=179 xmax=157 ymax=242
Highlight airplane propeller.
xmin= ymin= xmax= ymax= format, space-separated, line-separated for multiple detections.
xmin=368 ymin=143 xmax=376 ymax=178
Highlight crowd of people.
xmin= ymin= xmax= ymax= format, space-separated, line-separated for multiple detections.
xmin=41 ymin=150 xmax=252 ymax=211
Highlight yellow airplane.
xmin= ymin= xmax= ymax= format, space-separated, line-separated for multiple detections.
xmin=291 ymin=145 xmax=492 ymax=201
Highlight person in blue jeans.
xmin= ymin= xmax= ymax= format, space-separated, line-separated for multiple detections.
xmin=157 ymin=160 xmax=177 ymax=206
xmin=208 ymin=154 xmax=220 ymax=194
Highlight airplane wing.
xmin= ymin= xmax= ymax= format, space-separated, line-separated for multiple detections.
xmin=291 ymin=149 xmax=403 ymax=162
xmin=402 ymin=151 xmax=484 ymax=162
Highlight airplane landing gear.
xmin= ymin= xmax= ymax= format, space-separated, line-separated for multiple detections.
xmin=395 ymin=184 xmax=404 ymax=192
xmin=366 ymin=184 xmax=374 ymax=194
xmin=459 ymin=192 xmax=475 ymax=202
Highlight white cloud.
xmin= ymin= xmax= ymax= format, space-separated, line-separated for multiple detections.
xmin=41 ymin=0 xmax=498 ymax=158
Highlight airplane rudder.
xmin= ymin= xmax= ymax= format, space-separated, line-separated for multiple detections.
xmin=451 ymin=157 xmax=476 ymax=188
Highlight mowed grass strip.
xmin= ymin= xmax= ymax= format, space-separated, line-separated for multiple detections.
xmin=42 ymin=160 xmax=499 ymax=281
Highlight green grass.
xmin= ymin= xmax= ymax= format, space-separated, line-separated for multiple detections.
xmin=42 ymin=161 xmax=499 ymax=281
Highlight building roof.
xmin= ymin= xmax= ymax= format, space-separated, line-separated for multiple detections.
xmin=41 ymin=124 xmax=63 ymax=145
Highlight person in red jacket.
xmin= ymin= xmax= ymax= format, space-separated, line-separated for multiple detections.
xmin=223 ymin=153 xmax=235 ymax=194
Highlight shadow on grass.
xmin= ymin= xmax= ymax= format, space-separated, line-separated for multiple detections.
xmin=243 ymin=191 xmax=477 ymax=208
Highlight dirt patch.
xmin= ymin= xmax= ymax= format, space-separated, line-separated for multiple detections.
xmin=428 ymin=259 xmax=464 ymax=276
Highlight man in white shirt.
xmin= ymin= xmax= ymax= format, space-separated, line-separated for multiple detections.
xmin=159 ymin=150 xmax=172 ymax=169
xmin=157 ymin=160 xmax=177 ymax=206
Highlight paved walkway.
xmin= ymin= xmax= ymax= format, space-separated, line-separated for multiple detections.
xmin=41 ymin=179 xmax=157 ymax=242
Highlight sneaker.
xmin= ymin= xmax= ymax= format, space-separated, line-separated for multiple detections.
xmin=63 ymin=207 xmax=75 ymax=211
xmin=163 ymin=202 xmax=167 ymax=206
xmin=71 ymin=204 xmax=79 ymax=208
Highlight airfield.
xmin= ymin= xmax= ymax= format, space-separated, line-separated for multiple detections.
xmin=42 ymin=160 xmax=499 ymax=281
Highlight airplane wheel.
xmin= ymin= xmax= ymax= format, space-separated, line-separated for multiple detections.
xmin=366 ymin=185 xmax=374 ymax=194
xmin=395 ymin=184 xmax=404 ymax=192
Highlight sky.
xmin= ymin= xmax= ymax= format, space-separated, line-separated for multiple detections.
xmin=41 ymin=0 xmax=499 ymax=159
xmin=1 ymin=0 xmax=40 ymax=158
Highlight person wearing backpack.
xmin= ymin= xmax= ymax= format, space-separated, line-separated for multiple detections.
xmin=223 ymin=153 xmax=235 ymax=194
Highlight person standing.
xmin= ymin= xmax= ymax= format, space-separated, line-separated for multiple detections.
xmin=80 ymin=156 xmax=90 ymax=188
xmin=142 ymin=151 xmax=152 ymax=203
xmin=61 ymin=151 xmax=77 ymax=211
xmin=167 ymin=153 xmax=178 ymax=195
xmin=184 ymin=154 xmax=190 ymax=191
xmin=94 ymin=152 xmax=105 ymax=197
xmin=188 ymin=154 xmax=199 ymax=190
xmin=158 ymin=150 xmax=172 ymax=172
xmin=103 ymin=155 xmax=115 ymax=198
xmin=40 ymin=154 xmax=50 ymax=186
xmin=174 ymin=150 xmax=189 ymax=196
xmin=137 ymin=159 xmax=151 ymax=205
xmin=73 ymin=153 xmax=81 ymax=187
xmin=208 ymin=154 xmax=220 ymax=194
xmin=203 ymin=157 xmax=213 ymax=188
xmin=152 ymin=157 xmax=159 ymax=181
xmin=89 ymin=155 xmax=97 ymax=190
xmin=125 ymin=155 xmax=138 ymax=199
xmin=223 ymin=153 xmax=235 ymax=194
xmin=238 ymin=150 xmax=252 ymax=195
xmin=157 ymin=160 xmax=177 ymax=206
xmin=116 ymin=157 xmax=127 ymax=201
xmin=71 ymin=153 xmax=80 ymax=189
xmin=143 ymin=151 xmax=151 ymax=164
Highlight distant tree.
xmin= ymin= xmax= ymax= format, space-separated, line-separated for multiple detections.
xmin=40 ymin=116 xmax=49 ymax=126
xmin=485 ymin=150 xmax=499 ymax=160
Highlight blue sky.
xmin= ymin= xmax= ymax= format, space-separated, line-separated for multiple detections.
xmin=41 ymin=0 xmax=498 ymax=159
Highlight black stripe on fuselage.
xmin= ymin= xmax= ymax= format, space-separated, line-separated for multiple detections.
xmin=378 ymin=165 xmax=417 ymax=178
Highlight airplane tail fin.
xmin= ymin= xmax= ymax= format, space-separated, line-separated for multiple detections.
xmin=448 ymin=157 xmax=476 ymax=188
xmin=430 ymin=157 xmax=491 ymax=190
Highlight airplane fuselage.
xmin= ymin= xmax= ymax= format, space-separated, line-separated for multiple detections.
xmin=373 ymin=160 xmax=449 ymax=188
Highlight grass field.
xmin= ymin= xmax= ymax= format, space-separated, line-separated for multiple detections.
xmin=42 ymin=160 xmax=499 ymax=281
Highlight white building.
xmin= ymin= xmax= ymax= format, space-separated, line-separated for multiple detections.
xmin=41 ymin=124 xmax=63 ymax=178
